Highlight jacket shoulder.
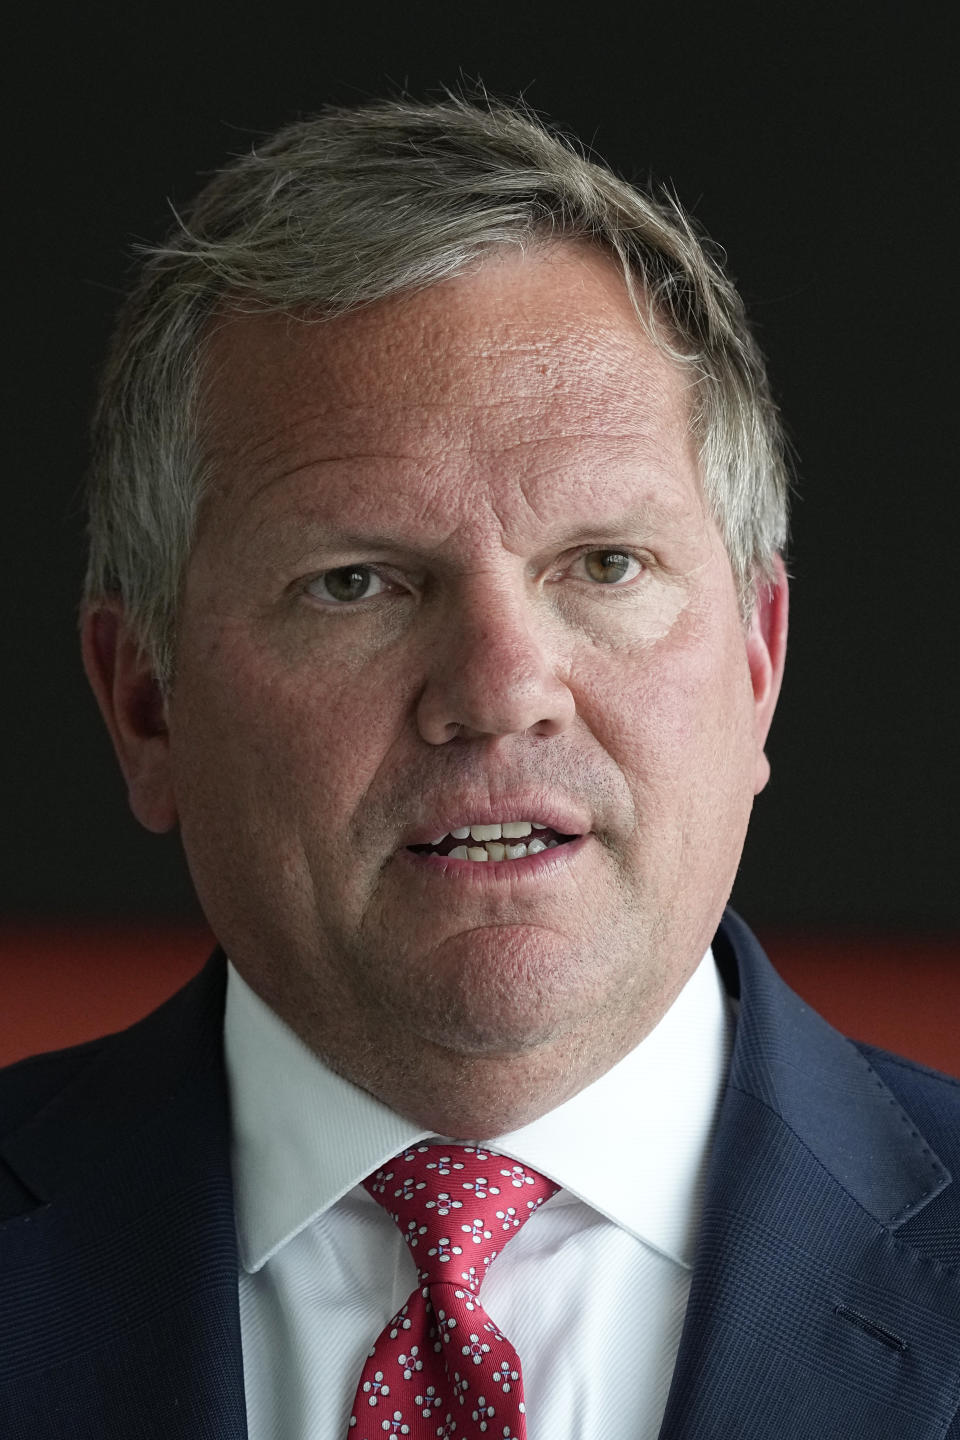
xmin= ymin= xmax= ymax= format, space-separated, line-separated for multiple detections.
xmin=0 ymin=953 xmax=227 ymax=1217
xmin=858 ymin=1042 xmax=960 ymax=1093
xmin=1 ymin=952 xmax=227 ymax=1135
xmin=0 ymin=1035 xmax=109 ymax=1140
xmin=855 ymin=1041 xmax=960 ymax=1143
xmin=854 ymin=1041 xmax=960 ymax=1263
xmin=0 ymin=1036 xmax=113 ymax=1215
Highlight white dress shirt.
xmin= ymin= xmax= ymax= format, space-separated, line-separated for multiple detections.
xmin=224 ymin=949 xmax=735 ymax=1440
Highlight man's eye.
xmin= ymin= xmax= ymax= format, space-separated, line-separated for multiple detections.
xmin=580 ymin=550 xmax=643 ymax=585
xmin=308 ymin=565 xmax=388 ymax=604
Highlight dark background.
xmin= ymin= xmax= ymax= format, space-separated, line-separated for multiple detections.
xmin=4 ymin=2 xmax=957 ymax=929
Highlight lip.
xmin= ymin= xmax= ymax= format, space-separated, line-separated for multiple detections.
xmin=399 ymin=832 xmax=592 ymax=883
xmin=401 ymin=798 xmax=592 ymax=849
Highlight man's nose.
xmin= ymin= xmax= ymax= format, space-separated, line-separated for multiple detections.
xmin=415 ymin=584 xmax=576 ymax=745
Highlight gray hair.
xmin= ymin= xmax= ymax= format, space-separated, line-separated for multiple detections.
xmin=85 ymin=94 xmax=790 ymax=688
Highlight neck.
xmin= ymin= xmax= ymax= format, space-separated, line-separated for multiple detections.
xmin=322 ymin=1015 xmax=653 ymax=1138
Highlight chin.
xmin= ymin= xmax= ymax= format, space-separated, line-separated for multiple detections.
xmin=384 ymin=927 xmax=628 ymax=1055
xmin=414 ymin=1002 xmax=571 ymax=1060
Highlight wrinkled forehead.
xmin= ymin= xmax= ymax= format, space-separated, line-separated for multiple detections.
xmin=195 ymin=243 xmax=703 ymax=536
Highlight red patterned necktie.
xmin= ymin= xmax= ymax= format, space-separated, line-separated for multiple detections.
xmin=348 ymin=1143 xmax=559 ymax=1440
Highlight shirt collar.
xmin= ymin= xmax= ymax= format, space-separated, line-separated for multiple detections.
xmin=224 ymin=948 xmax=733 ymax=1274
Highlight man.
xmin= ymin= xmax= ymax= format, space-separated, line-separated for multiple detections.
xmin=2 ymin=96 xmax=959 ymax=1439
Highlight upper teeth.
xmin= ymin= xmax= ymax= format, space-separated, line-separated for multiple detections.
xmin=431 ymin=820 xmax=547 ymax=845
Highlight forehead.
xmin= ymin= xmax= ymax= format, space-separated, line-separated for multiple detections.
xmin=198 ymin=244 xmax=702 ymax=543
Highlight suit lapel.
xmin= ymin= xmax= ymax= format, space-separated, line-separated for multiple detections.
xmin=0 ymin=953 xmax=247 ymax=1440
xmin=659 ymin=911 xmax=960 ymax=1439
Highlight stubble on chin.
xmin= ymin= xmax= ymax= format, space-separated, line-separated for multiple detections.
xmin=269 ymin=913 xmax=678 ymax=1136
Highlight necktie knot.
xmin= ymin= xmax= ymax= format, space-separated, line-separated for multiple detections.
xmin=364 ymin=1143 xmax=558 ymax=1293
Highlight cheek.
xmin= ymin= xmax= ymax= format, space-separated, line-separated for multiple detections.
xmin=577 ymin=611 xmax=756 ymax=813
xmin=170 ymin=622 xmax=413 ymax=844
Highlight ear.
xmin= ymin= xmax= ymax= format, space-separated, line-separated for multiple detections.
xmin=745 ymin=553 xmax=789 ymax=796
xmin=80 ymin=601 xmax=178 ymax=833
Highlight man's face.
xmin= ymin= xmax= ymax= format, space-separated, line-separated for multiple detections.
xmin=128 ymin=245 xmax=784 ymax=1132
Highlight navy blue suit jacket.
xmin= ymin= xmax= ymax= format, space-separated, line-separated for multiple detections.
xmin=2 ymin=910 xmax=960 ymax=1437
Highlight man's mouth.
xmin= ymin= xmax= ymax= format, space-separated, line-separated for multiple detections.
xmin=407 ymin=820 xmax=579 ymax=862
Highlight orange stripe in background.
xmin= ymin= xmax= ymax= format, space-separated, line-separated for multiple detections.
xmin=1 ymin=923 xmax=957 ymax=1077
xmin=0 ymin=923 xmax=212 ymax=1066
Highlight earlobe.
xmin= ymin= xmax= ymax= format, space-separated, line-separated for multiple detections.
xmin=745 ymin=554 xmax=789 ymax=795
xmin=80 ymin=602 xmax=179 ymax=833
